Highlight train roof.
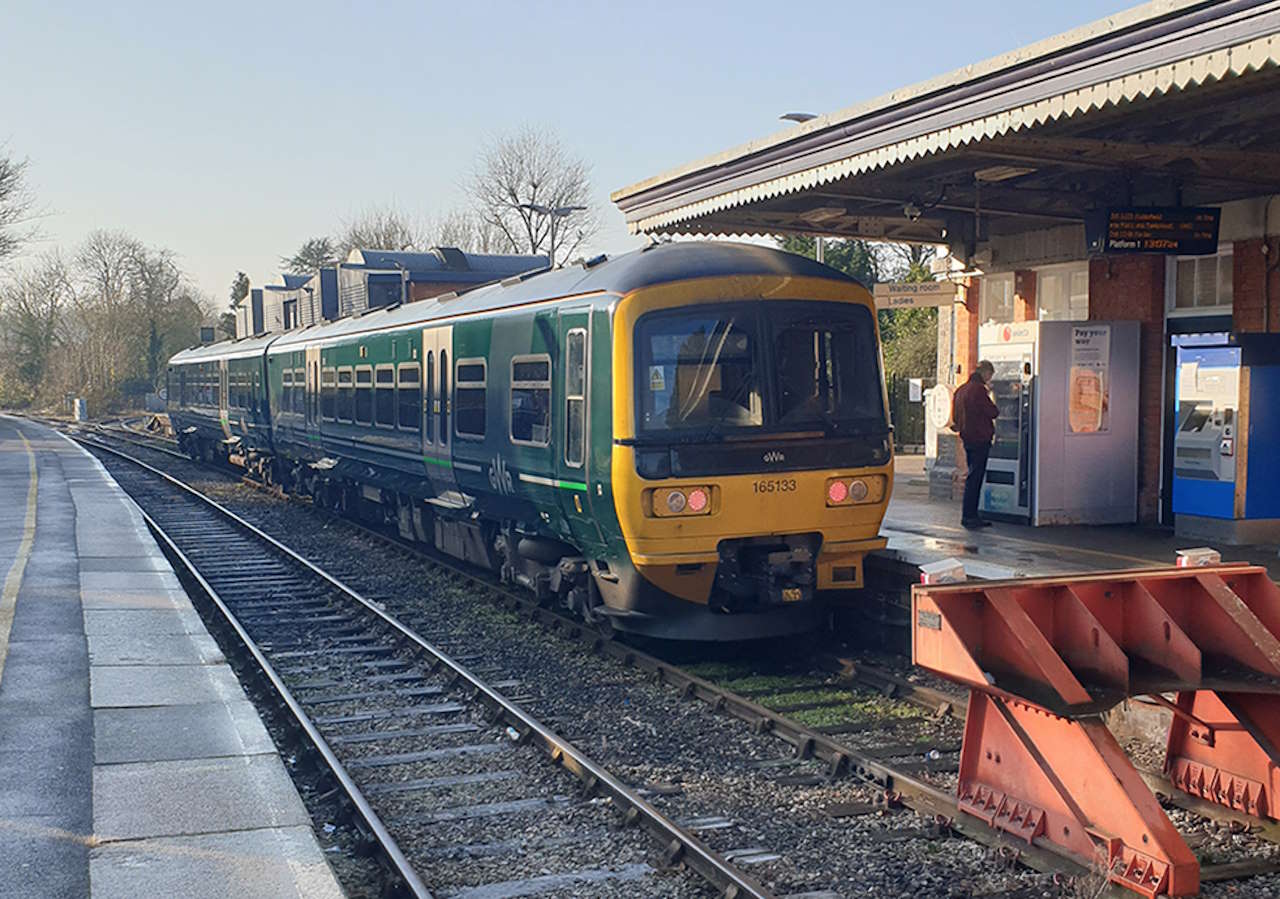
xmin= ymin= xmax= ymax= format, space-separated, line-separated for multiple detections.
xmin=169 ymin=243 xmax=857 ymax=365
xmin=169 ymin=331 xmax=280 ymax=365
xmin=266 ymin=242 xmax=854 ymax=352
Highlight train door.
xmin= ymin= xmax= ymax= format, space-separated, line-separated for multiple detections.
xmin=219 ymin=361 xmax=231 ymax=440
xmin=306 ymin=345 xmax=321 ymax=452
xmin=555 ymin=309 xmax=604 ymax=548
xmin=421 ymin=325 xmax=459 ymax=500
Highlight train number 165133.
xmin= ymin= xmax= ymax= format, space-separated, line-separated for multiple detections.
xmin=752 ymin=478 xmax=798 ymax=494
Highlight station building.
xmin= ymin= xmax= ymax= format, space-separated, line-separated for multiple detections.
xmin=612 ymin=0 xmax=1280 ymax=542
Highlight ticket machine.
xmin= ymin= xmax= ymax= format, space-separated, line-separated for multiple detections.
xmin=1172 ymin=333 xmax=1280 ymax=543
xmin=977 ymin=320 xmax=1141 ymax=525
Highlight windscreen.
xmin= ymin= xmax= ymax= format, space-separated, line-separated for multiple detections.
xmin=636 ymin=301 xmax=885 ymax=439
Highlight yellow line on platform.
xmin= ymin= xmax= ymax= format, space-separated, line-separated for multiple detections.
xmin=0 ymin=430 xmax=38 ymax=689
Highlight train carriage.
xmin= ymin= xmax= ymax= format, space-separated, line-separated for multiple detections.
xmin=168 ymin=333 xmax=275 ymax=466
xmin=168 ymin=242 xmax=894 ymax=640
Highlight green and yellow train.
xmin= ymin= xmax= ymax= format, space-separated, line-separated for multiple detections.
xmin=167 ymin=242 xmax=893 ymax=640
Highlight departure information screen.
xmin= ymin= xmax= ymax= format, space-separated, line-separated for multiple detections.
xmin=1085 ymin=207 xmax=1221 ymax=255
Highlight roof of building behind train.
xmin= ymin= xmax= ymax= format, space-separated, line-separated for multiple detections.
xmin=268 ymin=241 xmax=854 ymax=351
xmin=344 ymin=247 xmax=549 ymax=283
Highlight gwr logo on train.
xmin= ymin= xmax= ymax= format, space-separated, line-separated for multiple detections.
xmin=488 ymin=456 xmax=514 ymax=495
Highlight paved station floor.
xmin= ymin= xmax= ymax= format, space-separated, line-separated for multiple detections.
xmin=879 ymin=455 xmax=1280 ymax=581
xmin=0 ymin=416 xmax=344 ymax=899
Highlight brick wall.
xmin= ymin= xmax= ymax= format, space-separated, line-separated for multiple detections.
xmin=1014 ymin=270 xmax=1036 ymax=322
xmin=1232 ymin=237 xmax=1280 ymax=333
xmin=953 ymin=279 xmax=981 ymax=378
xmin=1088 ymin=256 xmax=1166 ymax=523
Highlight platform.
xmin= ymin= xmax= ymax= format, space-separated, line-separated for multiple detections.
xmin=0 ymin=416 xmax=344 ymax=899
xmin=876 ymin=455 xmax=1280 ymax=582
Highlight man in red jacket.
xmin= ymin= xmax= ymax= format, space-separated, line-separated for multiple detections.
xmin=951 ymin=360 xmax=999 ymax=529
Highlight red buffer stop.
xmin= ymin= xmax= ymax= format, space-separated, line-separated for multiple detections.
xmin=912 ymin=564 xmax=1280 ymax=897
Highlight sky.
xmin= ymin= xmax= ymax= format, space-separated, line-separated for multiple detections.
xmin=3 ymin=0 xmax=1131 ymax=308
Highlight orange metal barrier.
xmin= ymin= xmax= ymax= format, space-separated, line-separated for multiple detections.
xmin=912 ymin=564 xmax=1280 ymax=897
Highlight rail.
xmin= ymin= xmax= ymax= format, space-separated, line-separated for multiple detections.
xmin=73 ymin=434 xmax=774 ymax=899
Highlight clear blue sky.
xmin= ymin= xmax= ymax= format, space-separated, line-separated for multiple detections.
xmin=3 ymin=0 xmax=1129 ymax=308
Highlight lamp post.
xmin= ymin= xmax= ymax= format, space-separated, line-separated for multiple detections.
xmin=517 ymin=203 xmax=586 ymax=267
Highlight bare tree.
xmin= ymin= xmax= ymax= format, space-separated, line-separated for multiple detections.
xmin=0 ymin=149 xmax=38 ymax=262
xmin=334 ymin=206 xmax=427 ymax=258
xmin=468 ymin=126 xmax=598 ymax=266
xmin=428 ymin=207 xmax=507 ymax=254
xmin=881 ymin=243 xmax=936 ymax=282
xmin=0 ymin=253 xmax=73 ymax=400
xmin=280 ymin=237 xmax=337 ymax=274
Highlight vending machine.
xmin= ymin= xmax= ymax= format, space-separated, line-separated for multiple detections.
xmin=977 ymin=320 xmax=1141 ymax=525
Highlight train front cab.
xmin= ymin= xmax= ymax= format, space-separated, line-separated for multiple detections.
xmin=603 ymin=274 xmax=893 ymax=641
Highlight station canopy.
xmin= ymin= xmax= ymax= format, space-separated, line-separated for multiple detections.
xmin=611 ymin=1 xmax=1280 ymax=262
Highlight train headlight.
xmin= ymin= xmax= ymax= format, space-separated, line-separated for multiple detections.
xmin=827 ymin=480 xmax=848 ymax=504
xmin=826 ymin=475 xmax=884 ymax=506
xmin=687 ymin=487 xmax=708 ymax=513
xmin=650 ymin=486 xmax=713 ymax=517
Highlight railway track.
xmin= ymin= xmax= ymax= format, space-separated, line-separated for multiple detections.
xmin=66 ymin=420 xmax=1280 ymax=897
xmin=78 ymin=435 xmax=767 ymax=899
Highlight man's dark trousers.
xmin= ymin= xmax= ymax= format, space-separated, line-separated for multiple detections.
xmin=962 ymin=441 xmax=991 ymax=523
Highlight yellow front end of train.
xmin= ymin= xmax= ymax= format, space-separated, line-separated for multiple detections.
xmin=610 ymin=274 xmax=893 ymax=623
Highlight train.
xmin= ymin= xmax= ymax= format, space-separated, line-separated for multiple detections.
xmin=167 ymin=242 xmax=893 ymax=640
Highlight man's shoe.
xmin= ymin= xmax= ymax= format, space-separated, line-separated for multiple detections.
xmin=961 ymin=518 xmax=993 ymax=530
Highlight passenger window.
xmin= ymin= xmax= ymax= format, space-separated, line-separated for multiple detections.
xmin=282 ymin=370 xmax=293 ymax=415
xmin=321 ymin=368 xmax=336 ymax=420
xmin=510 ymin=356 xmax=551 ymax=446
xmin=355 ymin=368 xmax=373 ymax=425
xmin=455 ymin=359 xmax=486 ymax=438
xmin=294 ymin=368 xmax=305 ymax=414
xmin=439 ymin=350 xmax=449 ymax=445
xmin=565 ymin=329 xmax=587 ymax=467
xmin=375 ymin=367 xmax=395 ymax=428
xmin=425 ymin=351 xmax=434 ymax=441
xmin=337 ymin=368 xmax=354 ymax=422
xmin=398 ymin=365 xmax=421 ymax=432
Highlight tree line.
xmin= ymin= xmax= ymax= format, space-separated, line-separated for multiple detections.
xmin=0 ymin=150 xmax=208 ymax=411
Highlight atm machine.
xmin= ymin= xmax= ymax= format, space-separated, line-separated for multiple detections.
xmin=977 ymin=320 xmax=1140 ymax=525
xmin=1171 ymin=333 xmax=1280 ymax=543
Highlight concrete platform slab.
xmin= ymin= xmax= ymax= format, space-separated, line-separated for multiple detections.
xmin=80 ymin=570 xmax=183 ymax=593
xmin=80 ymin=586 xmax=185 ymax=611
xmin=0 ymin=417 xmax=343 ymax=899
xmin=90 ymin=663 xmax=246 ymax=708
xmin=94 ymin=755 xmax=311 ymax=841
xmin=83 ymin=607 xmax=206 ymax=637
xmin=78 ymin=555 xmax=173 ymax=572
xmin=89 ymin=826 xmax=344 ymax=899
xmin=87 ymin=632 xmax=224 ymax=666
xmin=94 ymin=700 xmax=275 ymax=764
xmin=879 ymin=455 xmax=1280 ymax=581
